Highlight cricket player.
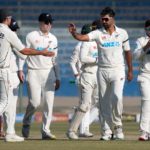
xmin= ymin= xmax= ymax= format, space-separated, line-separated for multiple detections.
xmin=22 ymin=13 xmax=60 ymax=140
xmin=0 ymin=9 xmax=54 ymax=130
xmin=68 ymin=7 xmax=133 ymax=140
xmin=3 ymin=18 xmax=25 ymax=142
xmin=133 ymin=19 xmax=150 ymax=141
xmin=67 ymin=24 xmax=99 ymax=139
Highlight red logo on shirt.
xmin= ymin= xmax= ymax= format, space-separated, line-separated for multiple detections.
xmin=93 ymin=46 xmax=97 ymax=49
xmin=101 ymin=36 xmax=107 ymax=40
xmin=35 ymin=40 xmax=39 ymax=43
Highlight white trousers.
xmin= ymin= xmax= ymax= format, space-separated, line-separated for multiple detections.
xmin=0 ymin=69 xmax=11 ymax=116
xmin=4 ymin=72 xmax=20 ymax=134
xmin=138 ymin=73 xmax=150 ymax=133
xmin=79 ymin=106 xmax=99 ymax=134
xmin=97 ymin=68 xmax=125 ymax=133
xmin=23 ymin=69 xmax=56 ymax=134
xmin=89 ymin=104 xmax=99 ymax=125
xmin=78 ymin=72 xmax=99 ymax=134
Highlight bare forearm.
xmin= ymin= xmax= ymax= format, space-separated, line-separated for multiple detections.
xmin=20 ymin=48 xmax=42 ymax=55
xmin=125 ymin=51 xmax=133 ymax=72
xmin=125 ymin=51 xmax=133 ymax=81
xmin=71 ymin=32 xmax=89 ymax=41
xmin=20 ymin=48 xmax=54 ymax=57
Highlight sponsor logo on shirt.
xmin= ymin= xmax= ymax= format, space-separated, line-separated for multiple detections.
xmin=36 ymin=47 xmax=54 ymax=51
xmin=101 ymin=41 xmax=120 ymax=47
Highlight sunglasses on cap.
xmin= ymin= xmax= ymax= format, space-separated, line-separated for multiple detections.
xmin=145 ymin=26 xmax=150 ymax=32
xmin=101 ymin=18 xmax=110 ymax=22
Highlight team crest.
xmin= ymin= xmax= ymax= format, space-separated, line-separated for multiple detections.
xmin=115 ymin=34 xmax=119 ymax=38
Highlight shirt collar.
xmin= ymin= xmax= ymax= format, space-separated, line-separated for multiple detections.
xmin=101 ymin=25 xmax=119 ymax=34
xmin=39 ymin=30 xmax=50 ymax=38
xmin=0 ymin=23 xmax=9 ymax=29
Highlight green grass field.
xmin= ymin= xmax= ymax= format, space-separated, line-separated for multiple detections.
xmin=1 ymin=121 xmax=150 ymax=150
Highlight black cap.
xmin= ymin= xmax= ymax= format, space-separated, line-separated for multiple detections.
xmin=9 ymin=18 xmax=19 ymax=31
xmin=38 ymin=13 xmax=54 ymax=24
xmin=0 ymin=9 xmax=12 ymax=22
xmin=81 ymin=24 xmax=93 ymax=34
xmin=92 ymin=19 xmax=102 ymax=30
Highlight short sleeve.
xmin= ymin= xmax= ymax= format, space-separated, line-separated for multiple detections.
xmin=88 ymin=30 xmax=99 ymax=42
xmin=122 ymin=30 xmax=130 ymax=51
xmin=7 ymin=30 xmax=25 ymax=51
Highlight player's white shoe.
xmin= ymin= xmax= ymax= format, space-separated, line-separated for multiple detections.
xmin=113 ymin=126 xmax=124 ymax=140
xmin=5 ymin=134 xmax=24 ymax=142
xmin=66 ymin=131 xmax=78 ymax=140
xmin=79 ymin=132 xmax=93 ymax=137
xmin=139 ymin=131 xmax=149 ymax=141
xmin=101 ymin=130 xmax=112 ymax=141
xmin=101 ymin=134 xmax=112 ymax=141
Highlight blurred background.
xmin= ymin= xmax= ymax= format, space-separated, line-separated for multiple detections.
xmin=0 ymin=0 xmax=149 ymax=118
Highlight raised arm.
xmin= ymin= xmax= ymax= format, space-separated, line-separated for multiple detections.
xmin=68 ymin=23 xmax=89 ymax=41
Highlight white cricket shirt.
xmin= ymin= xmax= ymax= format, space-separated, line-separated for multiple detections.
xmin=133 ymin=35 xmax=150 ymax=73
xmin=80 ymin=41 xmax=98 ymax=73
xmin=0 ymin=24 xmax=25 ymax=68
xmin=26 ymin=30 xmax=60 ymax=79
xmin=70 ymin=42 xmax=82 ymax=75
xmin=88 ymin=26 xmax=130 ymax=69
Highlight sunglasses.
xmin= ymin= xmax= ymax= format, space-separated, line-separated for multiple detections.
xmin=101 ymin=18 xmax=110 ymax=22
xmin=145 ymin=27 xmax=150 ymax=32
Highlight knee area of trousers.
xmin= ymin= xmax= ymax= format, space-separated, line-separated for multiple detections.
xmin=78 ymin=104 xmax=90 ymax=113
xmin=112 ymin=94 xmax=122 ymax=102
xmin=30 ymin=102 xmax=40 ymax=109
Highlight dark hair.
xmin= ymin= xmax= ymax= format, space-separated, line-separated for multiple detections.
xmin=100 ymin=7 xmax=115 ymax=17
xmin=145 ymin=20 xmax=150 ymax=28
xmin=0 ymin=9 xmax=12 ymax=23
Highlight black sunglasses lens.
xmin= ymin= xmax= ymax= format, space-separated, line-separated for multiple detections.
xmin=145 ymin=27 xmax=150 ymax=31
xmin=102 ymin=18 xmax=109 ymax=22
